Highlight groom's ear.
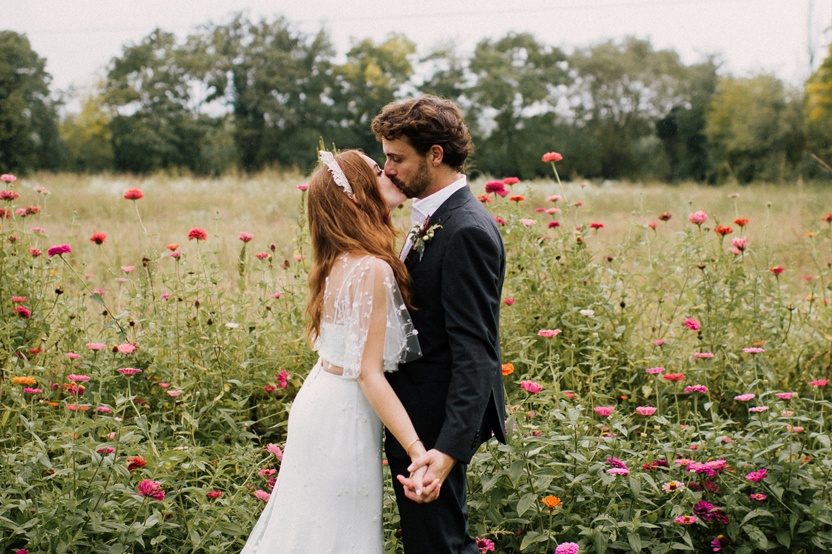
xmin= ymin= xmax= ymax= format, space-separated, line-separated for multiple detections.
xmin=428 ymin=145 xmax=444 ymax=167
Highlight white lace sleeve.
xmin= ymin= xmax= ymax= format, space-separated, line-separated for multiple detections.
xmin=319 ymin=256 xmax=421 ymax=379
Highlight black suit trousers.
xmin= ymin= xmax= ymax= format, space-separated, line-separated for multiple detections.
xmin=387 ymin=455 xmax=479 ymax=554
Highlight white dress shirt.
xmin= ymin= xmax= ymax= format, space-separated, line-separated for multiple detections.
xmin=400 ymin=175 xmax=468 ymax=260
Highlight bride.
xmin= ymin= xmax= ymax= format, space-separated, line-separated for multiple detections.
xmin=242 ymin=150 xmax=435 ymax=553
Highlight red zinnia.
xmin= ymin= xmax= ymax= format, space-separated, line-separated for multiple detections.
xmin=90 ymin=232 xmax=107 ymax=245
xmin=502 ymin=177 xmax=520 ymax=186
xmin=733 ymin=217 xmax=750 ymax=227
xmin=188 ymin=228 xmax=208 ymax=241
xmin=15 ymin=306 xmax=31 ymax=318
xmin=123 ymin=188 xmax=144 ymax=200
xmin=137 ymin=479 xmax=165 ymax=501
xmin=509 ymin=195 xmax=525 ymax=203
xmin=663 ymin=373 xmax=686 ymax=382
xmin=484 ymin=181 xmax=508 ymax=197
xmin=658 ymin=211 xmax=672 ymax=221
xmin=770 ymin=265 xmax=784 ymax=276
xmin=589 ymin=222 xmax=604 ymax=230
xmin=127 ymin=455 xmax=147 ymax=471
xmin=541 ymin=152 xmax=563 ymax=163
xmin=714 ymin=225 xmax=732 ymax=236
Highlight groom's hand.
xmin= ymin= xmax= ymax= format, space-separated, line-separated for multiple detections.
xmin=400 ymin=449 xmax=456 ymax=503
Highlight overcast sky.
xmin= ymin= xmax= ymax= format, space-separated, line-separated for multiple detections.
xmin=4 ymin=0 xmax=832 ymax=96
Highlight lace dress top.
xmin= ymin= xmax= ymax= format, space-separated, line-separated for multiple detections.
xmin=313 ymin=254 xmax=421 ymax=378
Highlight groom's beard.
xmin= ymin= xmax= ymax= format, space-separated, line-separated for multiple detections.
xmin=392 ymin=159 xmax=432 ymax=199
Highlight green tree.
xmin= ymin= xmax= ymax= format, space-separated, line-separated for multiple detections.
xmin=59 ymin=92 xmax=114 ymax=172
xmin=330 ymin=34 xmax=416 ymax=156
xmin=805 ymin=43 xmax=832 ymax=172
xmin=466 ymin=33 xmax=568 ymax=178
xmin=654 ymin=58 xmax=719 ymax=182
xmin=705 ymin=74 xmax=804 ymax=182
xmin=569 ymin=37 xmax=693 ymax=179
xmin=191 ymin=15 xmax=337 ymax=171
xmin=104 ymin=29 xmax=215 ymax=174
xmin=0 ymin=31 xmax=62 ymax=173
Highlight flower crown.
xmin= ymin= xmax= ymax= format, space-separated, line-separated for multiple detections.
xmin=319 ymin=150 xmax=353 ymax=197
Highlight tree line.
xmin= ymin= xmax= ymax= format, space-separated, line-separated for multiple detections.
xmin=2 ymin=14 xmax=831 ymax=183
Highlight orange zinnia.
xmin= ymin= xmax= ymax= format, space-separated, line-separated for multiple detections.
xmin=541 ymin=495 xmax=561 ymax=510
xmin=12 ymin=376 xmax=37 ymax=386
xmin=501 ymin=363 xmax=515 ymax=376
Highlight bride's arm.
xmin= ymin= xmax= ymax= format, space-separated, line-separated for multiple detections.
xmin=355 ymin=260 xmax=427 ymax=466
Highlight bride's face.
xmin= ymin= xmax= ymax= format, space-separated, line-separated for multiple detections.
xmin=360 ymin=153 xmax=406 ymax=211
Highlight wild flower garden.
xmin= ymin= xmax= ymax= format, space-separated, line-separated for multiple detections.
xmin=1 ymin=163 xmax=831 ymax=553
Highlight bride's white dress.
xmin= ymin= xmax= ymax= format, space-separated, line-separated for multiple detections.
xmin=242 ymin=254 xmax=420 ymax=553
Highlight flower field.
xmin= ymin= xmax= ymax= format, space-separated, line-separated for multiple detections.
xmin=1 ymin=167 xmax=831 ymax=553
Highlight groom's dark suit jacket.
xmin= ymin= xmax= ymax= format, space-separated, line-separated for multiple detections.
xmin=386 ymin=185 xmax=506 ymax=465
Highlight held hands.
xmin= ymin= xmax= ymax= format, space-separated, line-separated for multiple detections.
xmin=396 ymin=449 xmax=456 ymax=504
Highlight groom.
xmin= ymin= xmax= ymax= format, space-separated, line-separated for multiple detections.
xmin=372 ymin=95 xmax=507 ymax=553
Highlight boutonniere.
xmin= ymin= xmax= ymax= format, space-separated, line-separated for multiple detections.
xmin=407 ymin=217 xmax=442 ymax=260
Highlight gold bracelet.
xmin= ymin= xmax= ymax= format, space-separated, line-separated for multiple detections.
xmin=405 ymin=438 xmax=421 ymax=453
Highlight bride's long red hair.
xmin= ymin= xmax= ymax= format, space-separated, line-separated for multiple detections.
xmin=305 ymin=149 xmax=412 ymax=341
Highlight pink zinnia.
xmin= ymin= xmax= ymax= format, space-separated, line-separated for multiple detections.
xmin=674 ymin=515 xmax=698 ymax=525
xmin=11 ymin=295 xmax=27 ymax=303
xmin=692 ymin=351 xmax=714 ymax=359
xmin=683 ymin=385 xmax=709 ymax=394
xmin=117 ymin=367 xmax=142 ymax=376
xmin=137 ymin=479 xmax=165 ymax=501
xmin=266 ymin=443 xmax=284 ymax=461
xmin=743 ymin=347 xmax=764 ymax=354
xmin=503 ymin=177 xmax=520 ymax=186
xmin=809 ymin=379 xmax=828 ymax=388
xmin=65 ymin=352 xmax=80 ymax=360
xmin=730 ymin=236 xmax=748 ymax=254
xmin=296 ymin=183 xmax=309 ymax=191
xmin=687 ymin=211 xmax=708 ymax=226
xmin=86 ymin=342 xmax=106 ymax=351
xmin=67 ymin=374 xmax=90 ymax=382
xmin=97 ymin=446 xmax=115 ymax=455
xmin=188 ymin=228 xmax=208 ymax=241
xmin=750 ymin=493 xmax=767 ymax=501
xmin=635 ymin=406 xmax=657 ymax=416
xmin=594 ymin=406 xmax=615 ymax=417
xmin=1 ymin=173 xmax=16 ymax=182
xmin=276 ymin=369 xmax=289 ymax=389
xmin=503 ymin=297 xmax=515 ymax=306
xmin=607 ymin=467 xmax=629 ymax=476
xmin=683 ymin=317 xmax=701 ymax=331
xmin=537 ymin=329 xmax=561 ymax=338
xmin=123 ymin=188 xmax=144 ymax=200
xmin=519 ymin=380 xmax=543 ymax=394
xmin=239 ymin=231 xmax=254 ymax=242
xmin=476 ymin=537 xmax=496 ymax=553
xmin=254 ymin=490 xmax=271 ymax=502
xmin=96 ymin=405 xmax=113 ymax=413
xmin=47 ymin=243 xmax=72 ymax=257
xmin=748 ymin=406 xmax=769 ymax=413
xmin=775 ymin=392 xmax=795 ymax=400
xmin=207 ymin=489 xmax=223 ymax=499
xmin=167 ymin=389 xmax=183 ymax=398
xmin=746 ymin=468 xmax=767 ymax=482
xmin=734 ymin=393 xmax=755 ymax=402
xmin=116 ymin=343 xmax=136 ymax=354
xmin=555 ymin=543 xmax=580 ymax=554
xmin=542 ymin=152 xmax=563 ymax=163
xmin=645 ymin=366 xmax=665 ymax=375
xmin=14 ymin=305 xmax=31 ymax=318
xmin=23 ymin=387 xmax=42 ymax=394
xmin=519 ymin=218 xmax=536 ymax=227
xmin=652 ymin=339 xmax=666 ymax=346
xmin=548 ymin=221 xmax=561 ymax=229
xmin=29 ymin=247 xmax=41 ymax=257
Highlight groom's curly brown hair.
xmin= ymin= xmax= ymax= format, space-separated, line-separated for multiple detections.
xmin=371 ymin=95 xmax=473 ymax=172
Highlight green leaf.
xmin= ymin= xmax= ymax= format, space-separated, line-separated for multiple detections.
xmin=744 ymin=524 xmax=769 ymax=549
xmin=627 ymin=531 xmax=643 ymax=552
xmin=520 ymin=531 xmax=547 ymax=551
xmin=516 ymin=492 xmax=537 ymax=517
xmin=741 ymin=508 xmax=774 ymax=526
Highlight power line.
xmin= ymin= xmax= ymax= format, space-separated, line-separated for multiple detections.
xmin=19 ymin=0 xmax=759 ymax=36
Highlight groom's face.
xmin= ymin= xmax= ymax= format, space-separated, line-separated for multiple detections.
xmin=381 ymin=137 xmax=432 ymax=199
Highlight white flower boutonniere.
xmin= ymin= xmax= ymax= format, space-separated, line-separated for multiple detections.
xmin=407 ymin=217 xmax=442 ymax=261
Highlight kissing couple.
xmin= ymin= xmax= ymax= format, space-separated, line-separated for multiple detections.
xmin=242 ymin=95 xmax=507 ymax=553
